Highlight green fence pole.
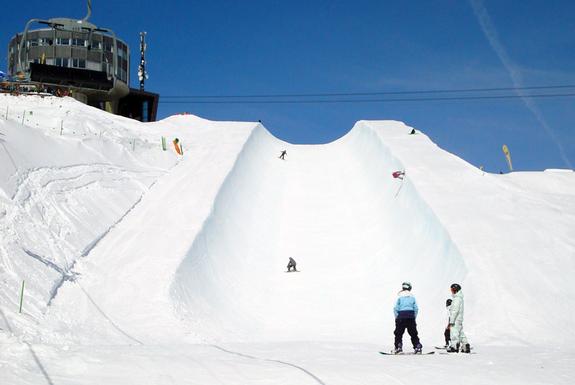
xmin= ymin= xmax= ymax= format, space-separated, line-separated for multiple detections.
xmin=19 ymin=280 xmax=25 ymax=313
xmin=161 ymin=136 xmax=166 ymax=151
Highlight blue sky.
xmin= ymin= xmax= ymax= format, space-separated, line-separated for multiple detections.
xmin=2 ymin=0 xmax=574 ymax=172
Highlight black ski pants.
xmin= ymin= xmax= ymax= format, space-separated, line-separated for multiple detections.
xmin=444 ymin=327 xmax=450 ymax=346
xmin=394 ymin=317 xmax=420 ymax=348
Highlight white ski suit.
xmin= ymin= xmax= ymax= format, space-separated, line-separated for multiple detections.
xmin=448 ymin=290 xmax=468 ymax=348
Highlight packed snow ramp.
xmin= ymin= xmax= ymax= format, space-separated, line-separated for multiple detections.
xmin=171 ymin=121 xmax=467 ymax=343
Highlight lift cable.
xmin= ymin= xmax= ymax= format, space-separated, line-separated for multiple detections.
xmin=159 ymin=92 xmax=575 ymax=104
xmin=161 ymin=84 xmax=575 ymax=99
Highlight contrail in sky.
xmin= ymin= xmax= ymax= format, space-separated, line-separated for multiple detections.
xmin=469 ymin=0 xmax=572 ymax=169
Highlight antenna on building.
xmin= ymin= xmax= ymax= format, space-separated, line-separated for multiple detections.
xmin=83 ymin=0 xmax=92 ymax=22
xmin=138 ymin=31 xmax=148 ymax=91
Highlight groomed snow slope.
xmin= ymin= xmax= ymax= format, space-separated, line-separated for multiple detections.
xmin=1 ymin=94 xmax=575 ymax=384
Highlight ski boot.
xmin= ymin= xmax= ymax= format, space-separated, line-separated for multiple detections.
xmin=461 ymin=343 xmax=471 ymax=353
xmin=394 ymin=343 xmax=403 ymax=354
xmin=414 ymin=343 xmax=422 ymax=354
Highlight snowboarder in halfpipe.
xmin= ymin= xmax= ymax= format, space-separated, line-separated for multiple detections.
xmin=287 ymin=257 xmax=297 ymax=272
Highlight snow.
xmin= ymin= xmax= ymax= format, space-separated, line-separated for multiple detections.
xmin=1 ymin=93 xmax=574 ymax=384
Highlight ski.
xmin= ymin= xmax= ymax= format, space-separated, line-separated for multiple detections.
xmin=379 ymin=351 xmax=435 ymax=355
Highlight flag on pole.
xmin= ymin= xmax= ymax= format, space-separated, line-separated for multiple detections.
xmin=502 ymin=144 xmax=513 ymax=171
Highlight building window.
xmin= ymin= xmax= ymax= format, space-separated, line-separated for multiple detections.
xmin=56 ymin=38 xmax=70 ymax=46
xmin=91 ymin=41 xmax=102 ymax=50
xmin=55 ymin=58 xmax=69 ymax=67
xmin=72 ymin=58 xmax=86 ymax=68
xmin=72 ymin=38 xmax=86 ymax=47
xmin=38 ymin=38 xmax=53 ymax=46
xmin=27 ymin=39 xmax=38 ymax=47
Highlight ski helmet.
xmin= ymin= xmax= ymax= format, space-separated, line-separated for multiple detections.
xmin=402 ymin=282 xmax=412 ymax=291
xmin=450 ymin=283 xmax=461 ymax=292
xmin=446 ymin=299 xmax=452 ymax=307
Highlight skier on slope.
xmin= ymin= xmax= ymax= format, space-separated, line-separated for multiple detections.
xmin=287 ymin=257 xmax=297 ymax=272
xmin=279 ymin=150 xmax=287 ymax=160
xmin=393 ymin=282 xmax=423 ymax=354
xmin=444 ymin=299 xmax=452 ymax=348
xmin=447 ymin=283 xmax=471 ymax=353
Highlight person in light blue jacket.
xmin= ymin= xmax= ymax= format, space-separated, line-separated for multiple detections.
xmin=393 ymin=282 xmax=422 ymax=354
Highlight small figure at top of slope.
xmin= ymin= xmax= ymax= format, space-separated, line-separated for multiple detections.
xmin=443 ymin=298 xmax=452 ymax=348
xmin=393 ymin=282 xmax=423 ymax=354
xmin=392 ymin=170 xmax=405 ymax=180
xmin=447 ymin=283 xmax=471 ymax=353
xmin=286 ymin=257 xmax=297 ymax=272
xmin=409 ymin=128 xmax=416 ymax=135
xmin=279 ymin=150 xmax=287 ymax=160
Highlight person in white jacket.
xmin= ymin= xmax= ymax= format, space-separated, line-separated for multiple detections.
xmin=447 ymin=283 xmax=471 ymax=353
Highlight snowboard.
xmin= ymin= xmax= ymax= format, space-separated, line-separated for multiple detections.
xmin=379 ymin=351 xmax=435 ymax=355
xmin=285 ymin=270 xmax=300 ymax=273
xmin=435 ymin=346 xmax=474 ymax=352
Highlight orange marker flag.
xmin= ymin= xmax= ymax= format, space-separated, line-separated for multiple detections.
xmin=173 ymin=138 xmax=182 ymax=155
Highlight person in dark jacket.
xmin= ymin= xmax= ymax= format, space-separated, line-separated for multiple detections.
xmin=279 ymin=150 xmax=287 ymax=160
xmin=444 ymin=298 xmax=452 ymax=348
xmin=393 ymin=282 xmax=422 ymax=354
xmin=287 ymin=257 xmax=297 ymax=272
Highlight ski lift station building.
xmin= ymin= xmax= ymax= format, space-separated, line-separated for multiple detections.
xmin=6 ymin=9 xmax=158 ymax=122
